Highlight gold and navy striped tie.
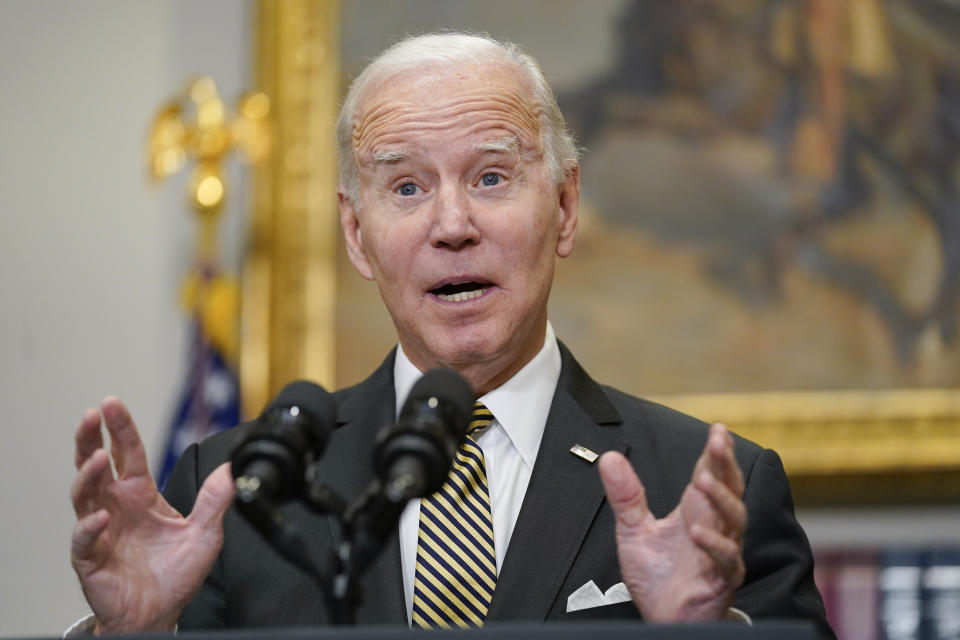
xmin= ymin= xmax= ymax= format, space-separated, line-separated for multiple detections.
xmin=411 ymin=402 xmax=497 ymax=628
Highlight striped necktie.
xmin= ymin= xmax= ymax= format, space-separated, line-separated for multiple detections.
xmin=411 ymin=402 xmax=497 ymax=628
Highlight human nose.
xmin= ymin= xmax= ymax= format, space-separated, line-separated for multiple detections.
xmin=429 ymin=183 xmax=479 ymax=250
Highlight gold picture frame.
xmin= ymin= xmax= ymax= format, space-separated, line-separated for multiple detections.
xmin=246 ymin=0 xmax=960 ymax=505
xmin=655 ymin=388 xmax=960 ymax=504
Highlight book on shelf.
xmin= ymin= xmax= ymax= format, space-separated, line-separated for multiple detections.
xmin=813 ymin=546 xmax=960 ymax=640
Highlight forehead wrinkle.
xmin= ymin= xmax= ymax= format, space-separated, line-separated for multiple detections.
xmin=355 ymin=95 xmax=539 ymax=147
xmin=359 ymin=91 xmax=540 ymax=131
xmin=353 ymin=87 xmax=544 ymax=161
xmin=359 ymin=118 xmax=539 ymax=173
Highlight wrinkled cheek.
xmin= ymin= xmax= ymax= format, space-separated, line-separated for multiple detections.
xmin=365 ymin=234 xmax=405 ymax=280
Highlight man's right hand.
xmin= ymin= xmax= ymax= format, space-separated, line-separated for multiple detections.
xmin=70 ymin=397 xmax=235 ymax=634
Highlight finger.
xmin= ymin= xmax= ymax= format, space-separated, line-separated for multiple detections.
xmin=188 ymin=462 xmax=235 ymax=532
xmin=71 ymin=449 xmax=113 ymax=518
xmin=70 ymin=508 xmax=110 ymax=566
xmin=708 ymin=424 xmax=738 ymax=482
xmin=690 ymin=523 xmax=745 ymax=584
xmin=690 ymin=426 xmax=719 ymax=481
xmin=101 ymin=396 xmax=150 ymax=479
xmin=703 ymin=423 xmax=743 ymax=496
xmin=598 ymin=451 xmax=650 ymax=529
xmin=75 ymin=408 xmax=104 ymax=470
xmin=693 ymin=470 xmax=747 ymax=539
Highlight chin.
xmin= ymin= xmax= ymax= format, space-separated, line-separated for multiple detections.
xmin=426 ymin=327 xmax=504 ymax=368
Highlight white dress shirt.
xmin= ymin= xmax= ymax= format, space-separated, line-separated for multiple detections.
xmin=394 ymin=322 xmax=562 ymax=622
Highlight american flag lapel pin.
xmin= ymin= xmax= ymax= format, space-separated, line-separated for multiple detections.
xmin=569 ymin=444 xmax=599 ymax=463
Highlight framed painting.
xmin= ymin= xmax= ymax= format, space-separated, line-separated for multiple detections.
xmin=250 ymin=0 xmax=960 ymax=504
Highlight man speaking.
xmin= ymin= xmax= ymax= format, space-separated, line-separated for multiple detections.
xmin=70 ymin=32 xmax=832 ymax=637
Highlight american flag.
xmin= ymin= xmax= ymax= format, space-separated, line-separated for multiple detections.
xmin=156 ymin=319 xmax=240 ymax=490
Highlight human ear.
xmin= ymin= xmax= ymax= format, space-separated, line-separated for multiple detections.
xmin=339 ymin=190 xmax=375 ymax=281
xmin=555 ymin=164 xmax=580 ymax=258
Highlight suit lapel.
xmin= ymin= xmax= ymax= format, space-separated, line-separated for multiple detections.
xmin=317 ymin=350 xmax=408 ymax=625
xmin=321 ymin=344 xmax=628 ymax=624
xmin=487 ymin=344 xmax=627 ymax=621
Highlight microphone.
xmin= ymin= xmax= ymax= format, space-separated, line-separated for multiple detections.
xmin=373 ymin=368 xmax=474 ymax=503
xmin=230 ymin=380 xmax=336 ymax=502
xmin=345 ymin=368 xmax=473 ymax=574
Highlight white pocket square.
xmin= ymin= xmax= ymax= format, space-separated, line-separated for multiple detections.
xmin=566 ymin=580 xmax=632 ymax=612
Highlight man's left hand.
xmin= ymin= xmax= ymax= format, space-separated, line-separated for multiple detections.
xmin=598 ymin=422 xmax=746 ymax=622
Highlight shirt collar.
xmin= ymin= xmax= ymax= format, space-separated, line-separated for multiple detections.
xmin=393 ymin=321 xmax=561 ymax=470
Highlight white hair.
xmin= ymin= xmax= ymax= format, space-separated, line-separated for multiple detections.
xmin=336 ymin=32 xmax=579 ymax=205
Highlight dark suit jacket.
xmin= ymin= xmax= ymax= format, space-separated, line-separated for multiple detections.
xmin=165 ymin=344 xmax=833 ymax=638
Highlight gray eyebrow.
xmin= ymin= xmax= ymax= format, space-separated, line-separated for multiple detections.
xmin=370 ymin=136 xmax=519 ymax=165
xmin=474 ymin=136 xmax=519 ymax=154
xmin=371 ymin=149 xmax=407 ymax=165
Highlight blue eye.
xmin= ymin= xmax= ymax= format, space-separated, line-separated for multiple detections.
xmin=480 ymin=173 xmax=501 ymax=186
xmin=398 ymin=183 xmax=418 ymax=196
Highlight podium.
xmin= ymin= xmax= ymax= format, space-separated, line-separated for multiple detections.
xmin=29 ymin=621 xmax=818 ymax=640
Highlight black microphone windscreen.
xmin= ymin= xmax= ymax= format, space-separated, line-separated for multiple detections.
xmin=233 ymin=380 xmax=336 ymax=499
xmin=266 ymin=380 xmax=336 ymax=425
xmin=402 ymin=368 xmax=474 ymax=429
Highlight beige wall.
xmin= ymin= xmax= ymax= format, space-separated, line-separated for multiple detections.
xmin=0 ymin=1 xmax=249 ymax=635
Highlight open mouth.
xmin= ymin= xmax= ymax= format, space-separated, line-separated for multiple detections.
xmin=430 ymin=280 xmax=492 ymax=303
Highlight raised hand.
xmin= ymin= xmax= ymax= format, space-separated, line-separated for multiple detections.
xmin=598 ymin=422 xmax=747 ymax=622
xmin=70 ymin=397 xmax=235 ymax=634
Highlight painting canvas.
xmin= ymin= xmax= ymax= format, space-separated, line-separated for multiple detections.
xmin=332 ymin=0 xmax=960 ymax=502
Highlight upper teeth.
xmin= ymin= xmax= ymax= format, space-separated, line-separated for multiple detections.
xmin=438 ymin=288 xmax=485 ymax=302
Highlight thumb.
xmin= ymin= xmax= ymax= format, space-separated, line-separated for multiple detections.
xmin=189 ymin=462 xmax=235 ymax=530
xmin=598 ymin=451 xmax=650 ymax=530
